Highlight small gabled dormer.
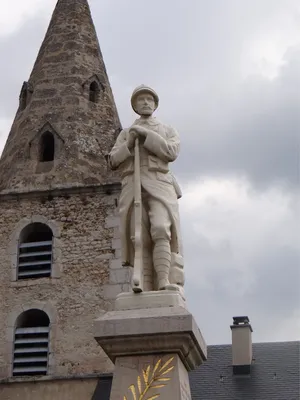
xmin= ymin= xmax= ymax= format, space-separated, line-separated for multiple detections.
xmin=83 ymin=75 xmax=104 ymax=104
xmin=29 ymin=122 xmax=64 ymax=173
xmin=19 ymin=82 xmax=33 ymax=112
xmin=89 ymin=81 xmax=100 ymax=102
xmin=40 ymin=131 xmax=55 ymax=162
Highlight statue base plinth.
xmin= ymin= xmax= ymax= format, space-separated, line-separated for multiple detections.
xmin=94 ymin=292 xmax=207 ymax=399
xmin=115 ymin=289 xmax=186 ymax=311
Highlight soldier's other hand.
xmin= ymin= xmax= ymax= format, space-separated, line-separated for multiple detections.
xmin=127 ymin=128 xmax=137 ymax=149
xmin=133 ymin=125 xmax=148 ymax=138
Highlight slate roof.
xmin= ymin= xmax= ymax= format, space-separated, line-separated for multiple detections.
xmin=189 ymin=341 xmax=300 ymax=400
xmin=94 ymin=341 xmax=299 ymax=400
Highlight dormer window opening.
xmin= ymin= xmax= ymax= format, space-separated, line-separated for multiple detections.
xmin=19 ymin=81 xmax=32 ymax=111
xmin=40 ymin=132 xmax=55 ymax=162
xmin=89 ymin=81 xmax=100 ymax=103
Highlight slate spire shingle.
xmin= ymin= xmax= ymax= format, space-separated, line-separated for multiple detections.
xmin=0 ymin=0 xmax=121 ymax=192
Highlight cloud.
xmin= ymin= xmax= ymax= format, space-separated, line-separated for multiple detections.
xmin=0 ymin=9 xmax=54 ymax=122
xmin=171 ymin=47 xmax=300 ymax=190
xmin=0 ymin=0 xmax=54 ymax=37
xmin=91 ymin=0 xmax=300 ymax=188
xmin=180 ymin=178 xmax=299 ymax=344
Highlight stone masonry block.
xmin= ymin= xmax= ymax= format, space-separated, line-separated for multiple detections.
xmin=113 ymin=227 xmax=120 ymax=239
xmin=110 ymin=259 xmax=122 ymax=270
xmin=114 ymin=249 xmax=122 ymax=258
xmin=102 ymin=284 xmax=123 ymax=300
xmin=112 ymin=239 xmax=121 ymax=250
xmin=122 ymin=283 xmax=132 ymax=293
xmin=105 ymin=216 xmax=120 ymax=229
xmin=109 ymin=268 xmax=130 ymax=285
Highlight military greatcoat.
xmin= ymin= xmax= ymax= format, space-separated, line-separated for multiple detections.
xmin=109 ymin=116 xmax=183 ymax=272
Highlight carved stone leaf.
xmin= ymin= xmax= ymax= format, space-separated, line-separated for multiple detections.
xmin=146 ymin=365 xmax=151 ymax=381
xmin=151 ymin=384 xmax=166 ymax=389
xmin=151 ymin=359 xmax=162 ymax=378
xmin=129 ymin=384 xmax=137 ymax=400
xmin=137 ymin=375 xmax=142 ymax=394
xmin=160 ymin=366 xmax=174 ymax=377
xmin=143 ymin=369 xmax=148 ymax=385
xmin=145 ymin=396 xmax=159 ymax=400
xmin=159 ymin=356 xmax=174 ymax=373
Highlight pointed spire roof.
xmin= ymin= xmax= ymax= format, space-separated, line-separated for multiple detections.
xmin=0 ymin=0 xmax=121 ymax=193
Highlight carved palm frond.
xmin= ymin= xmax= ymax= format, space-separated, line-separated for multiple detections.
xmin=123 ymin=356 xmax=175 ymax=400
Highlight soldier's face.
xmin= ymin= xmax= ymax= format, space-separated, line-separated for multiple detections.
xmin=135 ymin=93 xmax=155 ymax=116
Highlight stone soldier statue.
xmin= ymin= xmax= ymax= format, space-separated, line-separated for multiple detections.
xmin=109 ymin=85 xmax=184 ymax=295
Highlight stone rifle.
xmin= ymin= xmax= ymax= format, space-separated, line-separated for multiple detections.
xmin=132 ymin=136 xmax=143 ymax=292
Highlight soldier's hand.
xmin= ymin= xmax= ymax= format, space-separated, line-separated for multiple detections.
xmin=133 ymin=125 xmax=148 ymax=138
xmin=127 ymin=128 xmax=137 ymax=149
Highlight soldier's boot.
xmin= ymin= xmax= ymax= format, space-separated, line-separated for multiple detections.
xmin=153 ymin=239 xmax=171 ymax=290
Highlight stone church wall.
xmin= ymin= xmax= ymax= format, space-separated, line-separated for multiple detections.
xmin=0 ymin=187 xmax=129 ymax=381
xmin=0 ymin=378 xmax=99 ymax=400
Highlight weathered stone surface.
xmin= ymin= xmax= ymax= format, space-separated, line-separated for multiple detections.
xmin=0 ymin=378 xmax=99 ymax=400
xmin=110 ymin=354 xmax=192 ymax=400
xmin=0 ymin=0 xmax=122 ymax=193
xmin=0 ymin=188 xmax=125 ymax=380
xmin=114 ymin=290 xmax=187 ymax=311
xmin=109 ymin=259 xmax=122 ymax=270
xmin=109 ymin=268 xmax=131 ymax=285
xmin=94 ymin=306 xmax=207 ymax=371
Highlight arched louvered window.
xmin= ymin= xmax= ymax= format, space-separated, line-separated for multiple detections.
xmin=13 ymin=309 xmax=50 ymax=376
xmin=89 ymin=81 xmax=100 ymax=103
xmin=17 ymin=223 xmax=53 ymax=280
xmin=40 ymin=131 xmax=55 ymax=162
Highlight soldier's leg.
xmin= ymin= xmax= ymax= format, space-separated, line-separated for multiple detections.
xmin=141 ymin=199 xmax=153 ymax=291
xmin=148 ymin=198 xmax=172 ymax=290
xmin=130 ymin=196 xmax=153 ymax=291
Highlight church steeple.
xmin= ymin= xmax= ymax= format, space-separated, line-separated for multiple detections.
xmin=0 ymin=0 xmax=121 ymax=192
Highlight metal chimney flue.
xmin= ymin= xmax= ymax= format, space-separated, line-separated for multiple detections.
xmin=230 ymin=316 xmax=253 ymax=375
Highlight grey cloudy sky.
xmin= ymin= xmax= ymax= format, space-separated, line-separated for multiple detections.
xmin=0 ymin=0 xmax=299 ymax=344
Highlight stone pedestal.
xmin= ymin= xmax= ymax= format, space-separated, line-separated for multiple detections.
xmin=94 ymin=291 xmax=207 ymax=400
xmin=110 ymin=354 xmax=191 ymax=400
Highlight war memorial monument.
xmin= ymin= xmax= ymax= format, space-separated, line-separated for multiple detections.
xmin=94 ymin=85 xmax=207 ymax=399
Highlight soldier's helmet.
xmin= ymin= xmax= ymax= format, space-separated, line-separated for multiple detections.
xmin=131 ymin=85 xmax=159 ymax=114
